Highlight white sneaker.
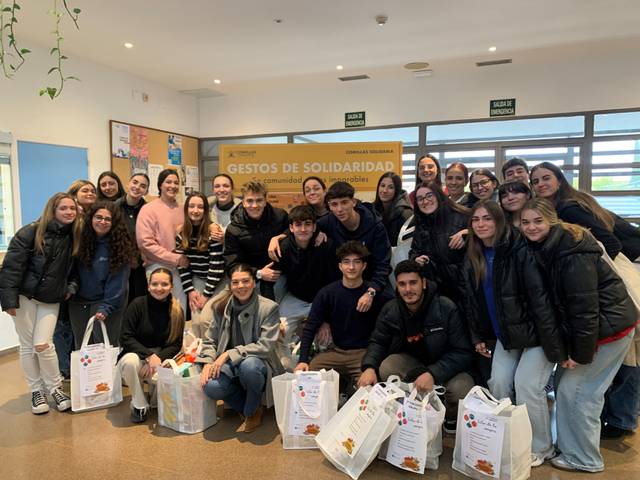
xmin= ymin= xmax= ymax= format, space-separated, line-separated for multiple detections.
xmin=31 ymin=390 xmax=50 ymax=415
xmin=531 ymin=451 xmax=555 ymax=467
xmin=51 ymin=387 xmax=71 ymax=412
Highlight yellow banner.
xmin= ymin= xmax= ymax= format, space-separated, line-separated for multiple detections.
xmin=219 ymin=142 xmax=403 ymax=193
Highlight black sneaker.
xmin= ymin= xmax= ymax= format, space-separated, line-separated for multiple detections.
xmin=51 ymin=387 xmax=71 ymax=411
xmin=601 ymin=424 xmax=633 ymax=439
xmin=31 ymin=390 xmax=50 ymax=415
xmin=131 ymin=407 xmax=148 ymax=423
xmin=443 ymin=420 xmax=457 ymax=435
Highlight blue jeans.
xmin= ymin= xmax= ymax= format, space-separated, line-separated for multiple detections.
xmin=52 ymin=301 xmax=73 ymax=377
xmin=555 ymin=332 xmax=633 ymax=472
xmin=488 ymin=341 xmax=555 ymax=458
xmin=203 ymin=356 xmax=267 ymax=417
xmin=276 ymin=292 xmax=312 ymax=371
xmin=602 ymin=364 xmax=640 ymax=431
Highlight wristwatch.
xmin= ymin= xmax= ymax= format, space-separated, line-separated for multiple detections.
xmin=256 ymin=270 xmax=263 ymax=280
xmin=367 ymin=288 xmax=376 ymax=297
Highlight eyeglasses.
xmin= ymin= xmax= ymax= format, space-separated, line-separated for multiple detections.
xmin=94 ymin=215 xmax=112 ymax=223
xmin=415 ymin=192 xmax=435 ymax=203
xmin=470 ymin=179 xmax=493 ymax=191
xmin=340 ymin=258 xmax=364 ymax=266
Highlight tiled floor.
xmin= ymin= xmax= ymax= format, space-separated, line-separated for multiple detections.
xmin=0 ymin=352 xmax=638 ymax=479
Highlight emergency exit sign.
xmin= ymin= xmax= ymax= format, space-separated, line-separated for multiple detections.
xmin=345 ymin=111 xmax=366 ymax=128
xmin=490 ymin=99 xmax=516 ymax=117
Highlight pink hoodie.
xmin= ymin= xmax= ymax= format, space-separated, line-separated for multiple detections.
xmin=136 ymin=198 xmax=184 ymax=267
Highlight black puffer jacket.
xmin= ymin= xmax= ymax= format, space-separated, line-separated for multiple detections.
xmin=409 ymin=205 xmax=468 ymax=301
xmin=362 ymin=282 xmax=473 ymax=385
xmin=0 ymin=221 xmax=75 ymax=309
xmin=613 ymin=212 xmax=640 ymax=262
xmin=374 ymin=191 xmax=413 ymax=247
xmin=223 ymin=203 xmax=289 ymax=271
xmin=461 ymin=227 xmax=564 ymax=361
xmin=530 ymin=225 xmax=637 ymax=364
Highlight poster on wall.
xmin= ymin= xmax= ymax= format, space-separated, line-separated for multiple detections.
xmin=168 ymin=134 xmax=182 ymax=165
xmin=219 ymin=142 xmax=402 ymax=205
xmin=130 ymin=127 xmax=149 ymax=175
xmin=147 ymin=163 xmax=163 ymax=197
xmin=185 ymin=166 xmax=199 ymax=195
xmin=111 ymin=122 xmax=130 ymax=158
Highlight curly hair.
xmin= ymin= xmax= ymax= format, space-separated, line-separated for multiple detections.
xmin=77 ymin=201 xmax=134 ymax=272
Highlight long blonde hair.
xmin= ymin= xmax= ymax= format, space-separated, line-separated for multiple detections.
xmin=466 ymin=200 xmax=510 ymax=287
xmin=521 ymin=198 xmax=586 ymax=241
xmin=35 ymin=192 xmax=80 ymax=256
xmin=149 ymin=268 xmax=185 ymax=343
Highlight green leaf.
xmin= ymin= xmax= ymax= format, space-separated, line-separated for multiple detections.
xmin=11 ymin=16 xmax=16 ymax=23
xmin=47 ymin=87 xmax=57 ymax=99
xmin=60 ymin=55 xmax=68 ymax=60
xmin=9 ymin=64 xmax=15 ymax=70
xmin=65 ymin=76 xmax=80 ymax=81
xmin=48 ymin=66 xmax=58 ymax=74
xmin=20 ymin=48 xmax=30 ymax=54
xmin=50 ymin=47 xmax=58 ymax=54
xmin=73 ymin=8 xmax=81 ymax=14
xmin=39 ymin=89 xmax=47 ymax=96
xmin=2 ymin=7 xmax=12 ymax=12
xmin=14 ymin=4 xmax=21 ymax=10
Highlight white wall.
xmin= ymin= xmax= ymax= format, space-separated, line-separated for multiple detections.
xmin=0 ymin=44 xmax=199 ymax=191
xmin=199 ymin=37 xmax=640 ymax=137
xmin=0 ymin=45 xmax=199 ymax=352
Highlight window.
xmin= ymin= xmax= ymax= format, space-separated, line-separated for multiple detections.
xmin=293 ymin=126 xmax=419 ymax=146
xmin=594 ymin=111 xmax=640 ymax=136
xmin=0 ymin=133 xmax=15 ymax=251
xmin=426 ymin=116 xmax=584 ymax=145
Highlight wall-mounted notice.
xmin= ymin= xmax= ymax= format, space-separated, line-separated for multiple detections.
xmin=148 ymin=163 xmax=163 ymax=197
xmin=168 ymin=134 xmax=182 ymax=165
xmin=345 ymin=111 xmax=366 ymax=128
xmin=111 ymin=122 xmax=130 ymax=158
xmin=490 ymin=99 xmax=516 ymax=117
xmin=185 ymin=166 xmax=199 ymax=195
xmin=130 ymin=127 xmax=149 ymax=175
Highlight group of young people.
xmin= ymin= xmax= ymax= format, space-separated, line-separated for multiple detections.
xmin=1 ymin=156 xmax=638 ymax=473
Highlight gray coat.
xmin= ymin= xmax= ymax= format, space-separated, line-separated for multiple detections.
xmin=197 ymin=292 xmax=284 ymax=407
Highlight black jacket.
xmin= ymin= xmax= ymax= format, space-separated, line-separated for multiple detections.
xmin=362 ymin=282 xmax=473 ymax=385
xmin=223 ymin=203 xmax=289 ymax=271
xmin=556 ymin=200 xmax=622 ymax=259
xmin=317 ymin=202 xmax=392 ymax=291
xmin=114 ymin=196 xmax=145 ymax=241
xmin=613 ymin=212 xmax=640 ymax=262
xmin=275 ymin=233 xmax=340 ymax=303
xmin=409 ymin=205 xmax=468 ymax=301
xmin=461 ymin=227 xmax=564 ymax=361
xmin=530 ymin=225 xmax=637 ymax=364
xmin=0 ymin=221 xmax=75 ymax=309
xmin=374 ymin=191 xmax=413 ymax=247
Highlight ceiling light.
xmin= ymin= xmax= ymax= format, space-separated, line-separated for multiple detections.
xmin=375 ymin=15 xmax=388 ymax=26
xmin=488 ymin=46 xmax=497 ymax=52
xmin=213 ymin=79 xmax=221 ymax=85
xmin=336 ymin=65 xmax=344 ymax=70
xmin=124 ymin=42 xmax=133 ymax=49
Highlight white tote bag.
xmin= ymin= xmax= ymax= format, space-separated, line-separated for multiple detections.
xmin=452 ymin=386 xmax=532 ymax=480
xmin=379 ymin=387 xmax=446 ymax=473
xmin=316 ymin=382 xmax=405 ymax=480
xmin=596 ymin=241 xmax=640 ymax=366
xmin=272 ymin=369 xmax=340 ymax=449
xmin=71 ymin=316 xmax=123 ymax=412
xmin=156 ymin=362 xmax=218 ymax=434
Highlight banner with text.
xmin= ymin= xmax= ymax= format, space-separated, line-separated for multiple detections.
xmin=220 ymin=141 xmax=402 ymax=194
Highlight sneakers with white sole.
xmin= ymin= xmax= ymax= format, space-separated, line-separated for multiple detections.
xmin=532 ymin=451 xmax=556 ymax=467
xmin=31 ymin=390 xmax=50 ymax=415
xmin=51 ymin=387 xmax=71 ymax=412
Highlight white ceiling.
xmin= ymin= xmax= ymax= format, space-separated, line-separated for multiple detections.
xmin=16 ymin=0 xmax=640 ymax=92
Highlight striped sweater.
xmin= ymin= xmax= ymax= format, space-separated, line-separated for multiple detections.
xmin=175 ymin=232 xmax=224 ymax=296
